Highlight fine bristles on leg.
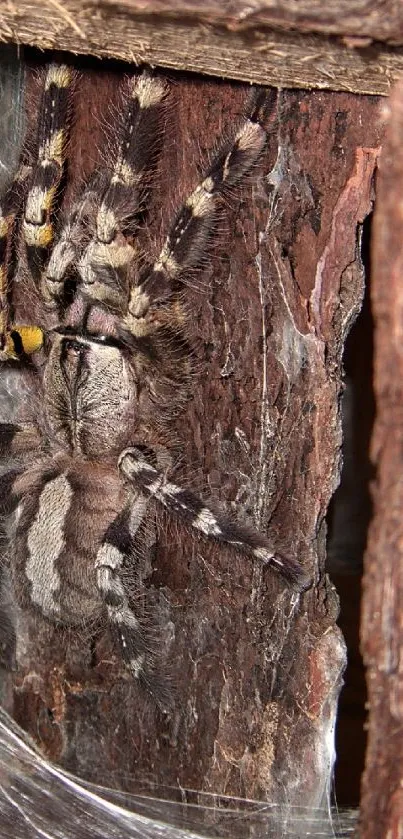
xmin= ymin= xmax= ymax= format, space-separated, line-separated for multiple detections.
xmin=96 ymin=72 xmax=168 ymax=239
xmin=95 ymin=501 xmax=175 ymax=711
xmin=119 ymin=448 xmax=309 ymax=590
xmin=0 ymin=151 xmax=35 ymax=358
xmin=0 ymin=65 xmax=74 ymax=358
xmin=123 ymin=88 xmax=274 ymax=343
xmin=23 ymin=64 xmax=74 ymax=280
xmin=75 ymin=71 xmax=168 ymax=309
xmin=42 ymin=170 xmax=102 ymax=305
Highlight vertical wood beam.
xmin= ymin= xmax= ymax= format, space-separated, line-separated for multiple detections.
xmin=361 ymin=83 xmax=403 ymax=838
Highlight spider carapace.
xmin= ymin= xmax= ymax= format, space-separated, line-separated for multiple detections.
xmin=0 ymin=64 xmax=306 ymax=707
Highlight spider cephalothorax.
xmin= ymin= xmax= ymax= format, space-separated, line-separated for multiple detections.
xmin=0 ymin=64 xmax=306 ymax=707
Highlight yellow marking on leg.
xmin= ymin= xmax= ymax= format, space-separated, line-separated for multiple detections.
xmin=154 ymin=243 xmax=180 ymax=277
xmin=111 ymin=159 xmax=141 ymax=188
xmin=16 ymin=326 xmax=44 ymax=354
xmin=40 ymin=128 xmax=67 ymax=166
xmin=24 ymin=221 xmax=53 ymax=248
xmin=0 ymin=325 xmax=43 ymax=360
xmin=186 ymin=182 xmax=214 ymax=217
xmin=135 ymin=76 xmax=167 ymax=109
xmin=45 ymin=65 xmax=73 ymax=90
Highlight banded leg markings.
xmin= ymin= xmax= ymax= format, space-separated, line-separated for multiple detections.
xmin=23 ymin=64 xmax=74 ymax=273
xmin=125 ymin=88 xmax=273 ymax=338
xmin=95 ymin=502 xmax=150 ymax=678
xmin=78 ymin=72 xmax=168 ymax=308
xmin=119 ymin=447 xmax=307 ymax=588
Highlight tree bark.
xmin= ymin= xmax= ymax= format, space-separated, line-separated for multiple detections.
xmin=360 ymin=80 xmax=403 ymax=839
xmin=1 ymin=61 xmax=382 ymax=829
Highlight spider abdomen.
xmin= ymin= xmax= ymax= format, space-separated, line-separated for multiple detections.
xmin=12 ymin=458 xmax=128 ymax=625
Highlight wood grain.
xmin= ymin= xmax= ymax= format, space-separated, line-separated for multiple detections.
xmin=360 ymin=80 xmax=403 ymax=839
xmin=0 ymin=1 xmax=403 ymax=95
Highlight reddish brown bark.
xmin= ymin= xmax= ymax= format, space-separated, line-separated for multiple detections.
xmin=1 ymin=63 xmax=383 ymax=820
xmin=360 ymin=83 xmax=403 ymax=838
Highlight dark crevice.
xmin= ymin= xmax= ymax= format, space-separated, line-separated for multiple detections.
xmin=327 ymin=211 xmax=374 ymax=807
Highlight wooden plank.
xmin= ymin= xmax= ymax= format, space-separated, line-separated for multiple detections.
xmin=360 ymin=79 xmax=403 ymax=839
xmin=0 ymin=1 xmax=402 ymax=95
xmin=3 ymin=0 xmax=403 ymax=44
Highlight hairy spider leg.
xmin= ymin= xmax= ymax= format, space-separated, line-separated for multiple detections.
xmin=95 ymin=495 xmax=175 ymax=709
xmin=121 ymin=88 xmax=273 ymax=345
xmin=78 ymin=71 xmax=168 ymax=306
xmin=45 ymin=71 xmax=168 ymax=310
xmin=0 ymin=64 xmax=74 ymax=359
xmin=42 ymin=170 xmax=105 ymax=306
xmin=119 ymin=448 xmax=308 ymax=590
xmin=0 ymin=151 xmax=43 ymax=360
xmin=95 ymin=503 xmax=151 ymax=662
xmin=23 ymin=64 xmax=74 ymax=279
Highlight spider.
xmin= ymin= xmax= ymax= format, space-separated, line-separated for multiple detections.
xmin=0 ymin=64 xmax=306 ymax=708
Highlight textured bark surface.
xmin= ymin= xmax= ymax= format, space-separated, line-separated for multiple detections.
xmin=0 ymin=60 xmax=383 ymax=826
xmin=1 ymin=2 xmax=403 ymax=96
xmin=360 ymin=82 xmax=403 ymax=839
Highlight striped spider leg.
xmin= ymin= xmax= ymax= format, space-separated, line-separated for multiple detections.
xmin=0 ymin=64 xmax=74 ymax=361
xmin=119 ymin=448 xmax=306 ymax=587
xmin=0 ymin=63 xmax=75 ymax=575
xmin=43 ymin=70 xmax=168 ymax=310
xmin=0 ymin=149 xmax=41 ymax=362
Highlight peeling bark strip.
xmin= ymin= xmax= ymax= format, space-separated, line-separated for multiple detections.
xmin=1 ymin=1 xmax=403 ymax=96
xmin=310 ymin=146 xmax=380 ymax=343
xmin=360 ymin=83 xmax=403 ymax=839
xmin=5 ymin=69 xmax=383 ymax=816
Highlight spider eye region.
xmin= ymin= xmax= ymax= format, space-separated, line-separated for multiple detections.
xmin=61 ymin=336 xmax=86 ymax=356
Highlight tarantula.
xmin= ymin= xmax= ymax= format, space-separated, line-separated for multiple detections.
xmin=0 ymin=64 xmax=305 ymax=706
